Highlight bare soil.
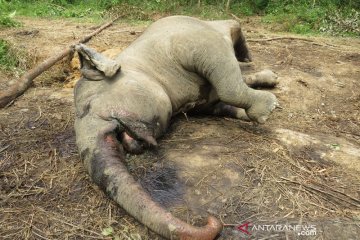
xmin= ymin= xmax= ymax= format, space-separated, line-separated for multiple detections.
xmin=0 ymin=17 xmax=359 ymax=240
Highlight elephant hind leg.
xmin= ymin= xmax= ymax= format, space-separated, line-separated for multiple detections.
xmin=244 ymin=69 xmax=279 ymax=88
xmin=174 ymin=31 xmax=277 ymax=124
xmin=231 ymin=26 xmax=252 ymax=62
xmin=205 ymin=20 xmax=251 ymax=62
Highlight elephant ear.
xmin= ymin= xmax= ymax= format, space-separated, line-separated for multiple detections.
xmin=75 ymin=44 xmax=121 ymax=80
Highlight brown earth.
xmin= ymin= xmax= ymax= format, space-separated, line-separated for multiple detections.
xmin=0 ymin=16 xmax=359 ymax=240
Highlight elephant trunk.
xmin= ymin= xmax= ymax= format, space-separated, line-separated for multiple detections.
xmin=86 ymin=130 xmax=222 ymax=240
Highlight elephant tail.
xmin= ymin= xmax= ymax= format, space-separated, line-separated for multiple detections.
xmin=87 ymin=130 xmax=223 ymax=240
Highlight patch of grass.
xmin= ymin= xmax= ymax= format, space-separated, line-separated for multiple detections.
xmin=262 ymin=1 xmax=359 ymax=36
xmin=230 ymin=0 xmax=270 ymax=16
xmin=0 ymin=38 xmax=29 ymax=74
xmin=0 ymin=11 xmax=21 ymax=28
xmin=105 ymin=1 xmax=229 ymax=21
xmin=0 ymin=39 xmax=19 ymax=71
xmin=292 ymin=23 xmax=312 ymax=34
xmin=0 ymin=0 xmax=105 ymax=21
xmin=262 ymin=4 xmax=327 ymax=34
xmin=181 ymin=4 xmax=228 ymax=20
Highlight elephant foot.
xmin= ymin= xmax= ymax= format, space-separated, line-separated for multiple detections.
xmin=246 ymin=91 xmax=278 ymax=124
xmin=245 ymin=69 xmax=279 ymax=88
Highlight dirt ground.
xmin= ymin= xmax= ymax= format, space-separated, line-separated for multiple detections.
xmin=0 ymin=16 xmax=359 ymax=240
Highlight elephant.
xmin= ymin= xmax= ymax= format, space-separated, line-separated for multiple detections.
xmin=74 ymin=16 xmax=279 ymax=240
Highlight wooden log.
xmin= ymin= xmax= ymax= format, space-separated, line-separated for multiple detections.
xmin=0 ymin=17 xmax=121 ymax=108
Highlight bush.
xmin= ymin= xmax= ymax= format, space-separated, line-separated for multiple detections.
xmin=320 ymin=8 xmax=360 ymax=36
xmin=0 ymin=11 xmax=21 ymax=28
xmin=0 ymin=39 xmax=19 ymax=71
xmin=261 ymin=1 xmax=359 ymax=35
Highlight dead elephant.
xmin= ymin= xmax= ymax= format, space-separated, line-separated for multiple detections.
xmin=74 ymin=16 xmax=279 ymax=240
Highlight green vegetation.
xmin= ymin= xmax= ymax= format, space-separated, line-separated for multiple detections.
xmin=0 ymin=0 xmax=105 ymax=20
xmin=0 ymin=0 xmax=359 ymax=35
xmin=0 ymin=1 xmax=357 ymax=76
xmin=0 ymin=11 xmax=21 ymax=27
xmin=262 ymin=1 xmax=359 ymax=36
xmin=0 ymin=39 xmax=20 ymax=71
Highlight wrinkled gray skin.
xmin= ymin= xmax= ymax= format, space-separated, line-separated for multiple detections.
xmin=74 ymin=16 xmax=278 ymax=240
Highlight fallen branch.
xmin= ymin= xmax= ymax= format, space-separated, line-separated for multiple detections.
xmin=247 ymin=37 xmax=338 ymax=47
xmin=0 ymin=16 xmax=121 ymax=108
xmin=229 ymin=13 xmax=241 ymax=22
xmin=247 ymin=36 xmax=316 ymax=43
xmin=110 ymin=30 xmax=143 ymax=34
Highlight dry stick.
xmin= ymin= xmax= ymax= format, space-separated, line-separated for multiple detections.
xmin=225 ymin=0 xmax=232 ymax=12
xmin=110 ymin=30 xmax=143 ymax=34
xmin=0 ymin=145 xmax=10 ymax=153
xmin=247 ymin=37 xmax=317 ymax=43
xmin=229 ymin=13 xmax=240 ymax=22
xmin=339 ymin=130 xmax=360 ymax=137
xmin=280 ymin=177 xmax=360 ymax=208
xmin=0 ymin=16 xmax=121 ymax=108
xmin=310 ymin=181 xmax=360 ymax=205
xmin=247 ymin=37 xmax=338 ymax=48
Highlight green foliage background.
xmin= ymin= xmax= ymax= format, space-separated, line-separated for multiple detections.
xmin=0 ymin=0 xmax=358 ymax=72
xmin=0 ymin=0 xmax=359 ymax=35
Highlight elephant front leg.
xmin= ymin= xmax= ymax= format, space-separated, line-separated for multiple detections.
xmin=211 ymin=102 xmax=251 ymax=122
xmin=205 ymin=60 xmax=278 ymax=124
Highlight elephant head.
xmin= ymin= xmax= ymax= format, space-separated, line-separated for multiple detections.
xmin=73 ymin=44 xmax=223 ymax=240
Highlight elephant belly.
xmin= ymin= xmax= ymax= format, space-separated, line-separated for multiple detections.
xmin=154 ymin=66 xmax=212 ymax=116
